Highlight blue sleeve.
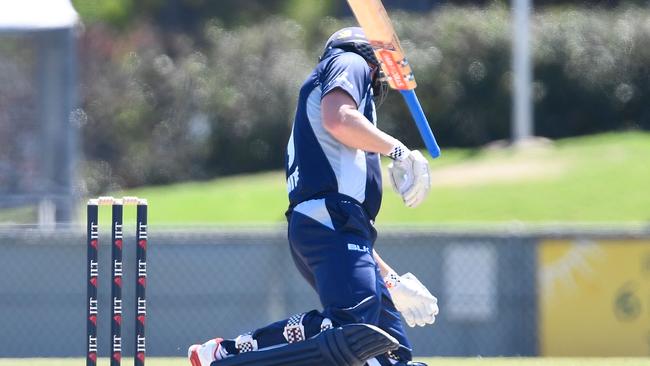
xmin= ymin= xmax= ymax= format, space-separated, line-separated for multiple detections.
xmin=320 ymin=53 xmax=371 ymax=106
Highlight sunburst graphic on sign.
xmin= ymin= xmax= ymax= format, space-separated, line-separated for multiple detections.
xmin=539 ymin=239 xmax=604 ymax=301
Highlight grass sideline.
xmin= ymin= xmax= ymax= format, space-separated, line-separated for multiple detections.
xmin=2 ymin=358 xmax=650 ymax=366
xmin=1 ymin=131 xmax=648 ymax=225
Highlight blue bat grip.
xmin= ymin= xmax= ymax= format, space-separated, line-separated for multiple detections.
xmin=400 ymin=89 xmax=441 ymax=158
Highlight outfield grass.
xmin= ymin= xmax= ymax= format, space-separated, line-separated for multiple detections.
xmin=2 ymin=358 xmax=649 ymax=366
xmin=116 ymin=131 xmax=650 ymax=225
xmin=2 ymin=131 xmax=648 ymax=225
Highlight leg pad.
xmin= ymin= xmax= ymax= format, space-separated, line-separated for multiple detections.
xmin=213 ymin=323 xmax=398 ymax=366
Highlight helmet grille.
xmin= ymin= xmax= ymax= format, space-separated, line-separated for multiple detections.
xmin=352 ymin=43 xmax=380 ymax=67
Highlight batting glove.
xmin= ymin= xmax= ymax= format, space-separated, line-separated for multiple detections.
xmin=385 ymin=272 xmax=439 ymax=327
xmin=387 ymin=143 xmax=431 ymax=208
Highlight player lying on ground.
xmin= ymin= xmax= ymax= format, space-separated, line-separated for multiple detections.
xmin=188 ymin=27 xmax=439 ymax=366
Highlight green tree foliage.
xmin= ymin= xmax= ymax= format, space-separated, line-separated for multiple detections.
xmin=379 ymin=5 xmax=650 ymax=146
xmin=71 ymin=0 xmax=650 ymax=30
xmin=79 ymin=19 xmax=313 ymax=192
xmin=72 ymin=0 xmax=324 ymax=30
xmin=72 ymin=0 xmax=135 ymax=27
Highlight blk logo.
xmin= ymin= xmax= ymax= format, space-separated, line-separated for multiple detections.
xmin=347 ymin=243 xmax=370 ymax=253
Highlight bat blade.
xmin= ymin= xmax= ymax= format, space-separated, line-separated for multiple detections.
xmin=347 ymin=0 xmax=416 ymax=91
xmin=347 ymin=0 xmax=441 ymax=158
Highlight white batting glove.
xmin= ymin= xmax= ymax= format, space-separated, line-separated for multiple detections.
xmin=385 ymin=272 xmax=439 ymax=328
xmin=387 ymin=144 xmax=431 ymax=208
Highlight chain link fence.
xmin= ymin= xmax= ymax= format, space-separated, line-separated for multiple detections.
xmin=1 ymin=225 xmax=648 ymax=358
xmin=0 ymin=27 xmax=78 ymax=224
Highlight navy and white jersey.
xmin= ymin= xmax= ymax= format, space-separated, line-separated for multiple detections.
xmin=285 ymin=49 xmax=382 ymax=220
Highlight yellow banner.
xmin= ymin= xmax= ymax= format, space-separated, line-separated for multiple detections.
xmin=539 ymin=240 xmax=650 ymax=356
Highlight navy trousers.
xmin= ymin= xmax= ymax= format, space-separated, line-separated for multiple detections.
xmin=224 ymin=197 xmax=412 ymax=364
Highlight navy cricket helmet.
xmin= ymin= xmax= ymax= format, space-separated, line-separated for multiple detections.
xmin=320 ymin=27 xmax=380 ymax=67
xmin=320 ymin=27 xmax=388 ymax=104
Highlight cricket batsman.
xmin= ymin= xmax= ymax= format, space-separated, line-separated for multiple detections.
xmin=188 ymin=27 xmax=439 ymax=366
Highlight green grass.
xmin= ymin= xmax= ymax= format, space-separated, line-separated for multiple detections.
xmin=114 ymin=131 xmax=650 ymax=225
xmin=3 ymin=131 xmax=648 ymax=226
xmin=2 ymin=358 xmax=650 ymax=366
xmin=0 ymin=205 xmax=35 ymax=223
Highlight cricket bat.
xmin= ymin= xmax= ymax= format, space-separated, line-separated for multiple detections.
xmin=347 ymin=0 xmax=441 ymax=158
